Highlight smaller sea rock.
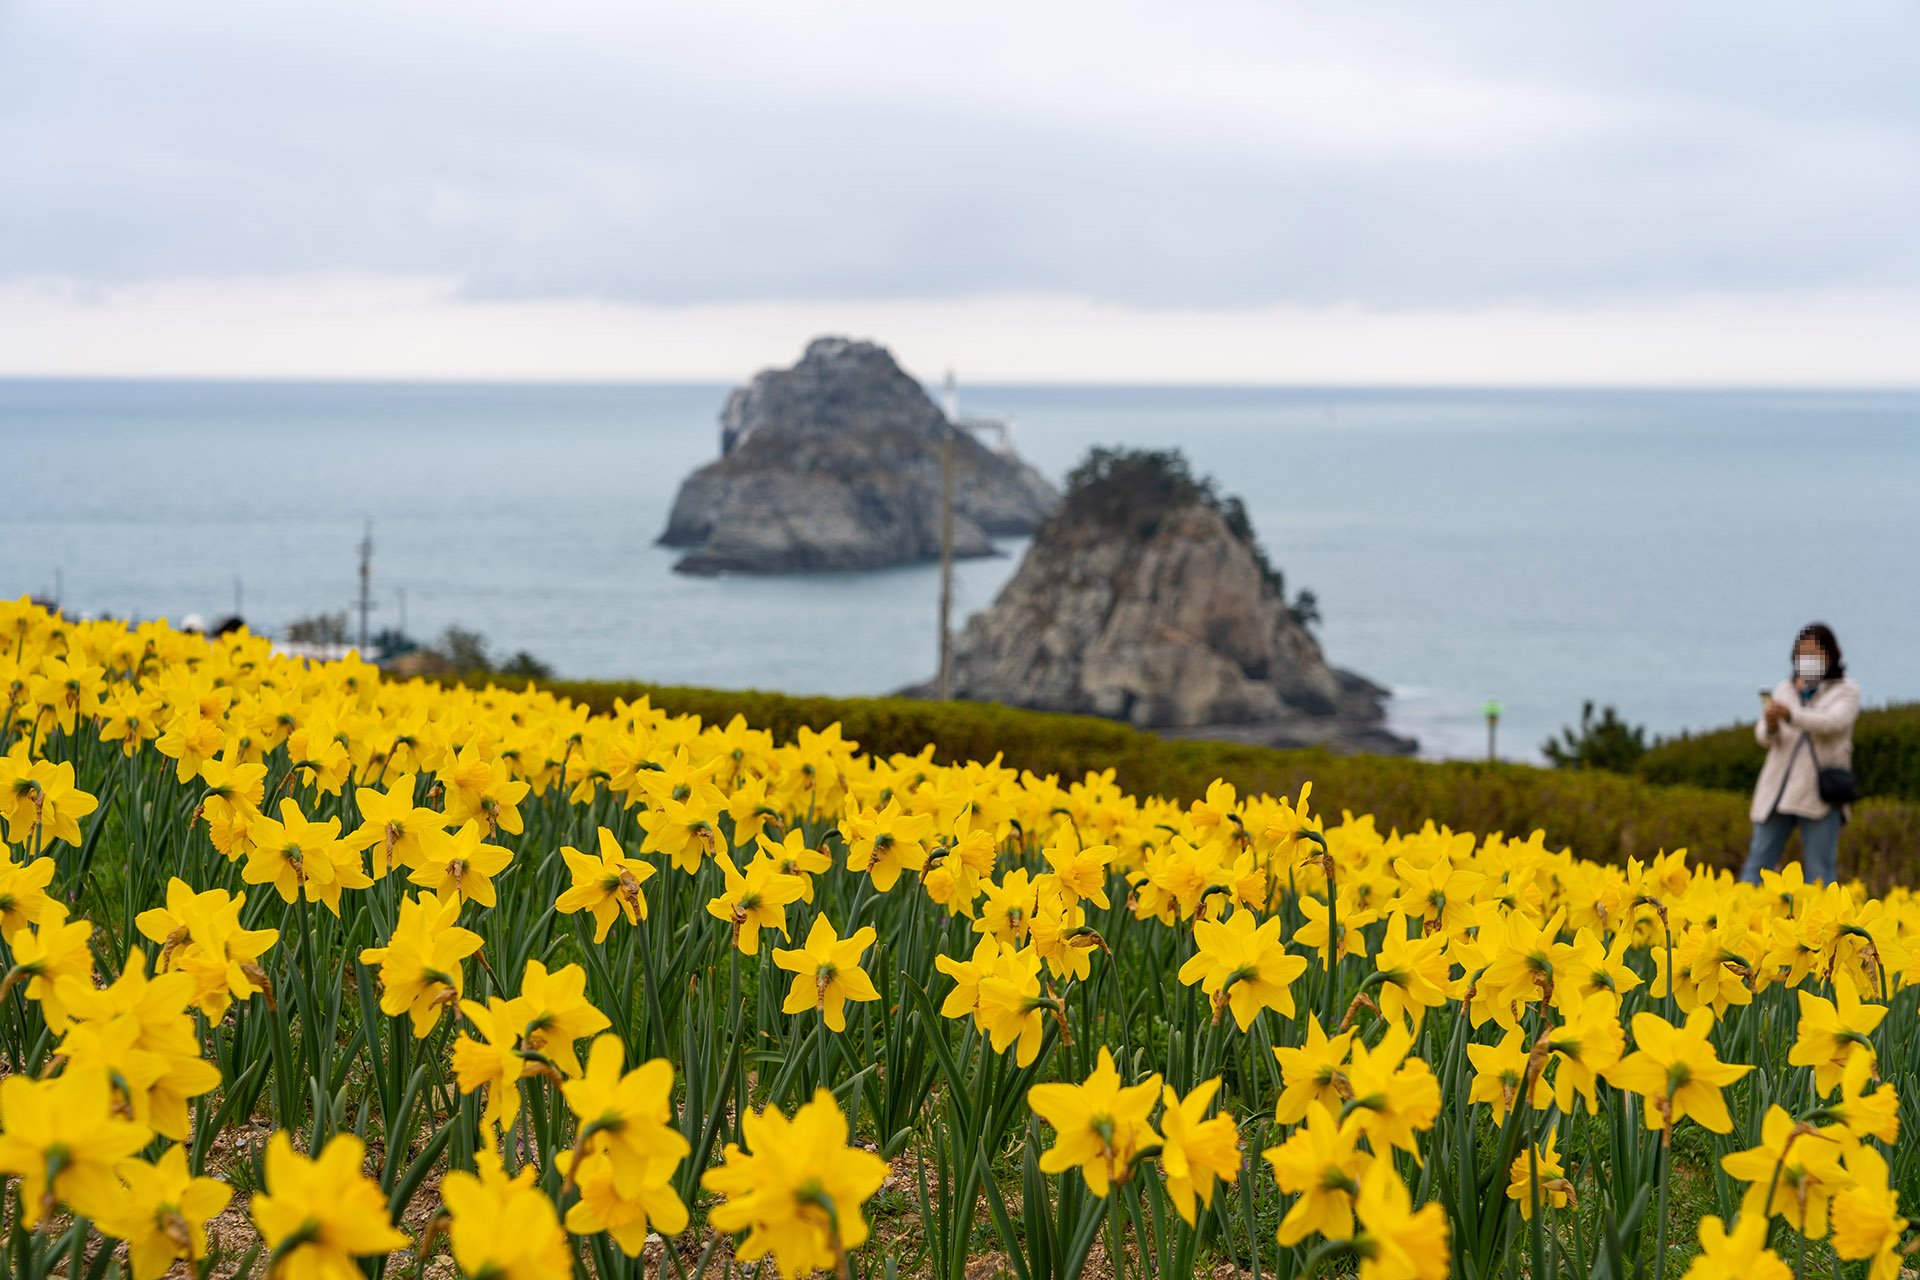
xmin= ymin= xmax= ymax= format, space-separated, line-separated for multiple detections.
xmin=916 ymin=449 xmax=1414 ymax=755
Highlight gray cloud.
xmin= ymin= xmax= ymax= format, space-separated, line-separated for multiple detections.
xmin=3 ymin=0 xmax=1918 ymax=308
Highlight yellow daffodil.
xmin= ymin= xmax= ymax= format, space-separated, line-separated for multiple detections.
xmin=251 ymin=1131 xmax=411 ymax=1277
xmin=557 ymin=1141 xmax=689 ymax=1255
xmin=343 ymin=772 xmax=443 ymax=876
xmin=134 ymin=878 xmax=278 ymax=1017
xmin=1829 ymin=1145 xmax=1907 ymax=1280
xmin=1157 ymin=1078 xmax=1240 ymax=1225
xmin=242 ymin=797 xmax=371 ymax=916
xmin=1542 ymin=989 xmax=1625 ymax=1115
xmin=0 ymin=758 xmax=99 ymax=849
xmin=0 ymin=1068 xmax=153 ymax=1226
xmin=1787 ymin=973 xmax=1887 ymax=1094
xmin=772 ymin=914 xmax=880 ymax=1033
xmin=358 ymin=890 xmax=484 ymax=1037
xmin=706 ymin=852 xmax=805 ymax=953
xmin=1506 ymin=1129 xmax=1572 ymax=1220
xmin=638 ymin=794 xmax=721 ymax=875
xmin=0 ymin=854 xmax=60 ymax=936
xmin=441 ymin=1151 xmax=572 ymax=1280
xmin=54 ymin=952 xmax=220 ymax=1140
xmin=513 ymin=958 xmax=611 ymax=1077
xmin=555 ymin=826 xmax=655 ymax=943
xmin=154 ymin=703 xmax=229 ymax=784
xmin=1045 ymin=841 xmax=1116 ymax=909
xmin=195 ymin=746 xmax=265 ymax=853
xmin=453 ymin=997 xmax=534 ymax=1132
xmin=1273 ymin=1016 xmax=1356 ymax=1123
xmin=1467 ymin=1027 xmax=1550 ymax=1118
xmin=94 ymin=1145 xmax=233 ymax=1280
xmin=1293 ymin=890 xmax=1378 ymax=965
xmin=1549 ymin=926 xmax=1643 ymax=1006
xmin=405 ymin=818 xmax=514 ymax=907
xmin=841 ymin=797 xmax=933 ymax=891
xmin=1352 ymin=1161 xmax=1449 ymax=1280
xmin=1372 ymin=914 xmax=1451 ymax=1031
xmin=934 ymin=935 xmax=1003 ymax=1020
xmin=4 ymin=914 xmax=96 ymax=1029
xmin=702 ymin=1088 xmax=889 ymax=1280
xmin=439 ymin=742 xmax=530 ymax=838
xmin=1386 ymin=853 xmax=1483 ymax=937
xmin=976 ymin=867 xmax=1039 ymax=948
xmin=1474 ymin=907 xmax=1566 ymax=1029
xmin=1341 ymin=1025 xmax=1441 ymax=1160
xmin=1827 ymin=1045 xmax=1899 ymax=1144
xmin=1265 ymin=1104 xmax=1370 ymax=1245
xmin=1651 ymin=919 xmax=1761 ymax=1016
xmin=1179 ymin=908 xmax=1308 ymax=1030
xmin=1606 ymin=1009 xmax=1752 ymax=1136
xmin=1682 ymin=1215 xmax=1792 ymax=1280
xmin=1028 ymin=1047 xmax=1162 ymax=1197
xmin=1720 ymin=1104 xmax=1848 ymax=1237
xmin=755 ymin=827 xmax=832 ymax=903
xmin=560 ymin=1035 xmax=691 ymax=1215
xmin=974 ymin=943 xmax=1053 ymax=1066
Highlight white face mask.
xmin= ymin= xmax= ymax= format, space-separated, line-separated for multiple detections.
xmin=1796 ymin=654 xmax=1826 ymax=681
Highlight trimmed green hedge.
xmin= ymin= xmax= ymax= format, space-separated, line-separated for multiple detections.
xmin=488 ymin=679 xmax=1920 ymax=891
xmin=1638 ymin=703 xmax=1920 ymax=803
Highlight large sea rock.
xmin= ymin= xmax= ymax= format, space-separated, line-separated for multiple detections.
xmin=922 ymin=469 xmax=1416 ymax=754
xmin=660 ymin=337 xmax=1059 ymax=574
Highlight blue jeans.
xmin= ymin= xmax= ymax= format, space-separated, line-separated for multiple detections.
xmin=1740 ymin=808 xmax=1841 ymax=885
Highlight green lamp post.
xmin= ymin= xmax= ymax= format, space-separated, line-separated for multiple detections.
xmin=1482 ymin=699 xmax=1503 ymax=762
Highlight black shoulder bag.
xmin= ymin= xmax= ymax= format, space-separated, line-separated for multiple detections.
xmin=1805 ymin=732 xmax=1859 ymax=807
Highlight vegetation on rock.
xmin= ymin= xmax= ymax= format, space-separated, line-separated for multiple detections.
xmin=1061 ymin=446 xmax=1291 ymax=599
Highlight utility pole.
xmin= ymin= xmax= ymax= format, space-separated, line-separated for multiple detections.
xmin=937 ymin=431 xmax=956 ymax=700
xmin=356 ymin=522 xmax=374 ymax=654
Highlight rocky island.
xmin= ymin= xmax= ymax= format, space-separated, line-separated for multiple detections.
xmin=660 ymin=337 xmax=1059 ymax=574
xmin=922 ymin=447 xmax=1416 ymax=755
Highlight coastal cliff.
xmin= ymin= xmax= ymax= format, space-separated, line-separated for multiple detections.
xmin=661 ymin=337 xmax=1059 ymax=574
xmin=924 ymin=448 xmax=1415 ymax=755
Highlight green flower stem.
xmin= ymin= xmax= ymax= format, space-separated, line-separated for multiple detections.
xmin=1654 ymin=1130 xmax=1672 ymax=1280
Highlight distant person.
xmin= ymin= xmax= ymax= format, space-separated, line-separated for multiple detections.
xmin=1741 ymin=623 xmax=1859 ymax=885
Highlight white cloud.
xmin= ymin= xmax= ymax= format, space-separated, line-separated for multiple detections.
xmin=5 ymin=273 xmax=1918 ymax=385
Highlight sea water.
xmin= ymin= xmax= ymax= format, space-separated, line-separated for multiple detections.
xmin=4 ymin=379 xmax=1918 ymax=762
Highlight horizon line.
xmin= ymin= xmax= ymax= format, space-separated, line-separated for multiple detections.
xmin=7 ymin=372 xmax=1920 ymax=394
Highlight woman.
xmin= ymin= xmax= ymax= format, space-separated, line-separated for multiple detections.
xmin=1741 ymin=623 xmax=1859 ymax=885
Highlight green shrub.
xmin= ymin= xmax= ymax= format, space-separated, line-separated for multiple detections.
xmin=1542 ymin=701 xmax=1648 ymax=772
xmin=1638 ymin=702 xmax=1920 ymax=804
xmin=472 ymin=678 xmax=1920 ymax=891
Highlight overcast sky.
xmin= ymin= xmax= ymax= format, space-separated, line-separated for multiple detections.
xmin=4 ymin=0 xmax=1919 ymax=382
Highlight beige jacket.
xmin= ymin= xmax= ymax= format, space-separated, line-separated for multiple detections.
xmin=1750 ymin=676 xmax=1860 ymax=822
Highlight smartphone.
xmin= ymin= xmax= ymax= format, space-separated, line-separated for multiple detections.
xmin=1759 ymin=686 xmax=1774 ymax=709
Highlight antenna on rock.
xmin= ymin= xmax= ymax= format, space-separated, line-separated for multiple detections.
xmin=938 ymin=432 xmax=955 ymax=700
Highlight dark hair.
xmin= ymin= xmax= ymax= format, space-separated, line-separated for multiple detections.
xmin=1795 ymin=623 xmax=1845 ymax=679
